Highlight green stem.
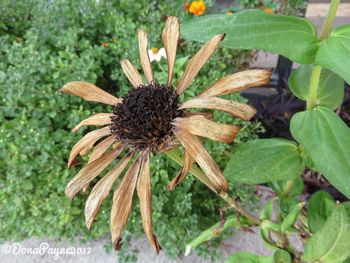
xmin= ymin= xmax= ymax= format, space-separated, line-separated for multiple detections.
xmin=165 ymin=148 xmax=261 ymax=226
xmin=318 ymin=0 xmax=340 ymax=42
xmin=306 ymin=65 xmax=322 ymax=110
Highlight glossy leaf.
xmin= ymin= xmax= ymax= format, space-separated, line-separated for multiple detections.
xmin=181 ymin=10 xmax=318 ymax=64
xmin=307 ymin=190 xmax=336 ymax=233
xmin=289 ymin=65 xmax=344 ymax=110
xmin=315 ymin=25 xmax=350 ymax=85
xmin=303 ymin=205 xmax=350 ymax=263
xmin=226 ymin=252 xmax=273 ymax=263
xmin=224 ymin=139 xmax=304 ymax=184
xmin=290 ymin=107 xmax=350 ymax=199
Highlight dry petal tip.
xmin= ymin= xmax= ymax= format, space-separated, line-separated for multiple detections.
xmin=113 ymin=238 xmax=123 ymax=251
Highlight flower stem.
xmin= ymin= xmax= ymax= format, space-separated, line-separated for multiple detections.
xmin=306 ymin=65 xmax=322 ymax=110
xmin=165 ymin=148 xmax=261 ymax=226
xmin=318 ymin=0 xmax=340 ymax=42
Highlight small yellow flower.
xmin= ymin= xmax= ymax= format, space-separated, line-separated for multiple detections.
xmin=263 ymin=7 xmax=273 ymax=14
xmin=148 ymin=47 xmax=167 ymax=62
xmin=188 ymin=1 xmax=206 ymax=16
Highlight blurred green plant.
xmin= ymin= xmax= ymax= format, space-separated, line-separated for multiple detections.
xmin=0 ymin=0 xmax=261 ymax=262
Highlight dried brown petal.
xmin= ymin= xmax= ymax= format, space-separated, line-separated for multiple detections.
xmin=173 ymin=115 xmax=241 ymax=144
xmin=137 ymin=150 xmax=161 ymax=254
xmin=68 ymin=127 xmax=111 ymax=167
xmin=65 ymin=146 xmax=125 ymax=200
xmin=120 ymin=59 xmax=143 ymax=88
xmin=180 ymin=97 xmax=256 ymax=121
xmin=184 ymin=111 xmax=213 ymax=121
xmin=162 ymin=16 xmax=180 ymax=86
xmin=138 ymin=29 xmax=154 ymax=83
xmin=111 ymin=154 xmax=142 ymax=251
xmin=176 ymin=34 xmax=225 ymax=95
xmin=72 ymin=113 xmax=114 ymax=133
xmin=199 ymin=69 xmax=272 ymax=98
xmin=88 ymin=136 xmax=116 ymax=164
xmin=167 ymin=149 xmax=194 ymax=191
xmin=174 ymin=128 xmax=228 ymax=193
xmin=61 ymin=81 xmax=121 ymax=105
xmin=85 ymin=151 xmax=134 ymax=230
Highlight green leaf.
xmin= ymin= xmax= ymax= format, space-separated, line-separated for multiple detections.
xmin=181 ymin=10 xmax=318 ymax=64
xmin=290 ymin=107 xmax=350 ymax=198
xmin=226 ymin=252 xmax=273 ymax=263
xmin=185 ymin=216 xmax=240 ymax=256
xmin=281 ymin=202 xmax=304 ymax=232
xmin=274 ymin=249 xmax=292 ymax=263
xmin=315 ymin=25 xmax=350 ymax=85
xmin=261 ymin=199 xmax=274 ymax=220
xmin=289 ymin=65 xmax=344 ymax=110
xmin=224 ymin=139 xmax=304 ymax=184
xmin=307 ymin=190 xmax=336 ymax=233
xmin=303 ymin=205 xmax=350 ymax=263
xmin=269 ymin=177 xmax=304 ymax=197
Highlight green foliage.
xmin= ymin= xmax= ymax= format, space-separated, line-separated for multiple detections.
xmin=303 ymin=205 xmax=350 ymax=263
xmin=226 ymin=252 xmax=273 ymax=263
xmin=181 ymin=10 xmax=318 ymax=63
xmin=280 ymin=202 xmax=304 ymax=232
xmin=224 ymin=139 xmax=304 ymax=184
xmin=290 ymin=107 xmax=350 ymax=199
xmin=0 ymin=0 xmax=260 ymax=261
xmin=289 ymin=65 xmax=344 ymax=110
xmin=307 ymin=190 xmax=336 ymax=234
xmin=273 ymin=249 xmax=292 ymax=263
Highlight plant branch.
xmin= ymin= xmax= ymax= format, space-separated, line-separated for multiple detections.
xmin=318 ymin=0 xmax=340 ymax=42
xmin=165 ymin=148 xmax=261 ymax=226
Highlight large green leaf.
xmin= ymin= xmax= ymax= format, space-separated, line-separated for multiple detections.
xmin=226 ymin=252 xmax=273 ymax=263
xmin=290 ymin=107 xmax=350 ymax=198
xmin=289 ymin=65 xmax=344 ymax=110
xmin=303 ymin=205 xmax=350 ymax=263
xmin=181 ymin=10 xmax=318 ymax=64
xmin=224 ymin=139 xmax=304 ymax=184
xmin=307 ymin=190 xmax=336 ymax=233
xmin=315 ymin=25 xmax=350 ymax=85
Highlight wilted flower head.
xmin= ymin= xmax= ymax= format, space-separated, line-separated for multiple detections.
xmin=61 ymin=16 xmax=271 ymax=254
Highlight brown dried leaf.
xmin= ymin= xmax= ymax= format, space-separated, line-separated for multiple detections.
xmin=61 ymin=81 xmax=121 ymax=105
xmin=72 ymin=113 xmax=114 ymax=133
xmin=88 ymin=136 xmax=116 ymax=164
xmin=162 ymin=16 xmax=180 ymax=86
xmin=85 ymin=151 xmax=134 ymax=230
xmin=180 ymin=97 xmax=256 ymax=121
xmin=199 ymin=69 xmax=272 ymax=98
xmin=176 ymin=34 xmax=225 ymax=95
xmin=68 ymin=126 xmax=111 ymax=167
xmin=173 ymin=115 xmax=241 ymax=144
xmin=167 ymin=149 xmax=194 ymax=191
xmin=120 ymin=59 xmax=143 ymax=88
xmin=65 ymin=147 xmax=125 ymax=200
xmin=137 ymin=150 xmax=161 ymax=254
xmin=111 ymin=154 xmax=142 ymax=251
xmin=174 ymin=128 xmax=228 ymax=193
xmin=138 ymin=29 xmax=154 ymax=83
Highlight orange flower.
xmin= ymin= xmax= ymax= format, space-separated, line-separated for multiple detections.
xmin=188 ymin=1 xmax=206 ymax=16
xmin=263 ymin=7 xmax=273 ymax=14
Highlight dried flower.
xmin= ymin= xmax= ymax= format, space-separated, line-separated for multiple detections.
xmin=188 ymin=1 xmax=206 ymax=16
xmin=148 ymin=47 xmax=167 ymax=62
xmin=61 ymin=16 xmax=271 ymax=254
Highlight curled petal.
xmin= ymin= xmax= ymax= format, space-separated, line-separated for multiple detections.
xmin=68 ymin=127 xmax=111 ymax=167
xmin=85 ymin=151 xmax=134 ymax=230
xmin=162 ymin=16 xmax=180 ymax=86
xmin=72 ymin=113 xmax=114 ymax=133
xmin=111 ymin=154 xmax=142 ymax=250
xmin=88 ymin=136 xmax=116 ymax=164
xmin=199 ymin=69 xmax=272 ymax=98
xmin=138 ymin=29 xmax=154 ymax=83
xmin=184 ymin=111 xmax=213 ymax=121
xmin=137 ymin=150 xmax=161 ymax=254
xmin=174 ymin=128 xmax=228 ymax=193
xmin=167 ymin=150 xmax=194 ymax=191
xmin=61 ymin=81 xmax=121 ymax=105
xmin=65 ymin=146 xmax=125 ymax=200
xmin=173 ymin=115 xmax=241 ymax=144
xmin=176 ymin=34 xmax=225 ymax=95
xmin=120 ymin=59 xmax=143 ymax=88
xmin=180 ymin=97 xmax=256 ymax=121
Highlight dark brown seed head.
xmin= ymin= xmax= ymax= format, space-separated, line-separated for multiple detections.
xmin=110 ymin=82 xmax=183 ymax=153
